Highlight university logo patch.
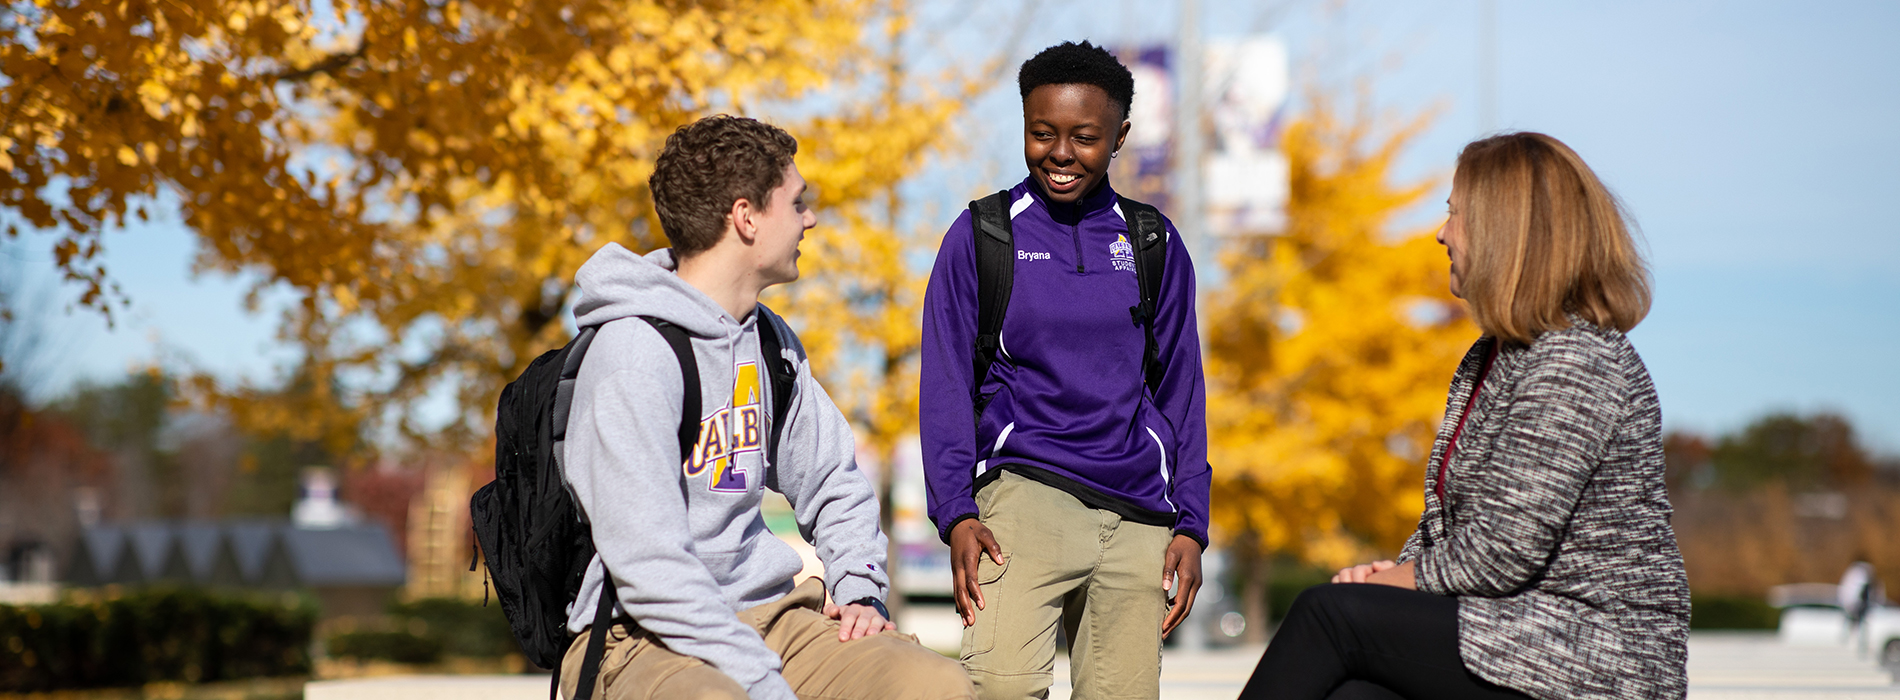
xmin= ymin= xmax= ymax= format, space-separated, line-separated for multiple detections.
xmin=1110 ymin=234 xmax=1136 ymax=273
xmin=682 ymin=361 xmax=764 ymax=493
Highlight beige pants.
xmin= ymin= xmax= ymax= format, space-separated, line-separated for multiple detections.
xmin=961 ymin=471 xmax=1173 ymax=700
xmin=561 ymin=577 xmax=974 ymax=700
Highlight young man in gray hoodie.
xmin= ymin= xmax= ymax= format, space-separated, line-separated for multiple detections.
xmin=558 ymin=115 xmax=974 ymax=700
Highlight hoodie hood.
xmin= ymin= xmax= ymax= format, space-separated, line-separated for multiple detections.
xmin=573 ymin=243 xmax=734 ymax=338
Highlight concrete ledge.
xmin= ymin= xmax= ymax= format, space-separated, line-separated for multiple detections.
xmin=304 ymin=675 xmax=552 ymax=700
xmin=302 ymin=633 xmax=1898 ymax=700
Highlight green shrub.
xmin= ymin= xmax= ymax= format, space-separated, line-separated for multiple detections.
xmin=388 ymin=597 xmax=518 ymax=658
xmin=1268 ymin=566 xmax=1336 ymax=624
xmin=0 ymin=587 xmax=317 ymax=692
xmin=1690 ymin=595 xmax=1780 ymax=629
xmin=327 ymin=630 xmax=444 ymax=664
xmin=319 ymin=597 xmax=518 ymax=665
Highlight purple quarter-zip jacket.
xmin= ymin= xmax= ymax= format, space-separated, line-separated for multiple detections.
xmin=920 ymin=177 xmax=1211 ymax=547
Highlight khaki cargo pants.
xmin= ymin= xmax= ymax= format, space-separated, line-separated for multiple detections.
xmin=560 ymin=577 xmax=974 ymax=700
xmin=961 ymin=471 xmax=1173 ymax=700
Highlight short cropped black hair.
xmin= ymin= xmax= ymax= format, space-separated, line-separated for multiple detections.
xmin=649 ymin=115 xmax=798 ymax=257
xmin=1017 ymin=41 xmax=1136 ymax=120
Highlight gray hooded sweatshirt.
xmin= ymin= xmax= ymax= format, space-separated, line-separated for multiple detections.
xmin=562 ymin=243 xmax=889 ymax=700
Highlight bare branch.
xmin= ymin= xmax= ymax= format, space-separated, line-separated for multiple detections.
xmin=269 ymin=41 xmax=370 ymax=83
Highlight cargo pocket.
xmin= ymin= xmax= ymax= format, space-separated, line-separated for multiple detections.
xmin=962 ymin=550 xmax=1011 ymax=659
xmin=978 ymin=550 xmax=1010 ymax=585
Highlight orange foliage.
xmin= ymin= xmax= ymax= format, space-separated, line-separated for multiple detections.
xmin=1206 ymin=99 xmax=1477 ymax=566
xmin=1 ymin=0 xmax=966 ymax=453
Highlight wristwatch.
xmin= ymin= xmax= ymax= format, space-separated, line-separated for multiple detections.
xmin=847 ymin=596 xmax=889 ymax=620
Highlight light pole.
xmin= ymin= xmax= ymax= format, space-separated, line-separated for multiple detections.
xmin=1176 ymin=0 xmax=1209 ymax=349
xmin=1174 ymin=0 xmax=1212 ymax=654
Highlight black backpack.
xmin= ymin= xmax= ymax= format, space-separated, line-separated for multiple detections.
xmin=470 ymin=313 xmax=797 ymax=700
xmin=967 ymin=190 xmax=1170 ymax=411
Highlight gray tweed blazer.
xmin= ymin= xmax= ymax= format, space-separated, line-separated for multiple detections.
xmin=1397 ymin=320 xmax=1689 ymax=700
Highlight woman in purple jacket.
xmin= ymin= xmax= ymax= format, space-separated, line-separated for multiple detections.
xmin=919 ymin=41 xmax=1212 ymax=700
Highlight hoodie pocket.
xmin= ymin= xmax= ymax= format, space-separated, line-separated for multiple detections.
xmin=695 ymin=546 xmax=746 ymax=589
xmin=697 ymin=534 xmax=800 ymax=591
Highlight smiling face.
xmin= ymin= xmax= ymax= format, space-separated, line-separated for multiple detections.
xmin=1436 ymin=183 xmax=1469 ymax=298
xmin=1022 ymin=83 xmax=1130 ymax=204
xmin=751 ymin=162 xmax=815 ymax=286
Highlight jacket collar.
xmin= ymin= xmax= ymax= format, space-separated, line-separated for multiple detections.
xmin=1019 ymin=175 xmax=1119 ymax=226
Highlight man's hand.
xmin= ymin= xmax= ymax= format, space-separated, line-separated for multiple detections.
xmin=823 ymin=602 xmax=896 ymax=641
xmin=1161 ymin=534 xmax=1204 ymax=638
xmin=949 ymin=519 xmax=1005 ymax=627
xmin=1332 ymin=560 xmax=1416 ymax=589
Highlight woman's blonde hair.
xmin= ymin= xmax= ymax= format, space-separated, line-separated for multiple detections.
xmin=1453 ymin=132 xmax=1651 ymax=344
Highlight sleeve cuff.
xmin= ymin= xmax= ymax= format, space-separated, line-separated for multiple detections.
xmin=938 ymin=512 xmax=980 ymax=544
xmin=1410 ymin=552 xmax=1446 ymax=595
xmin=847 ymin=596 xmax=890 ymax=619
xmin=830 ymin=574 xmax=883 ymax=609
xmin=1172 ymin=528 xmax=1208 ymax=551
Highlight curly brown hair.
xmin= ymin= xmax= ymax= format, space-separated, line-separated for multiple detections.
xmin=649 ymin=115 xmax=799 ymax=257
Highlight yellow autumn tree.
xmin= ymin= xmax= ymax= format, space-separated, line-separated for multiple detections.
xmin=1205 ymin=98 xmax=1476 ymax=580
xmin=763 ymin=0 xmax=970 ymax=464
xmin=0 ymin=0 xmax=967 ymax=453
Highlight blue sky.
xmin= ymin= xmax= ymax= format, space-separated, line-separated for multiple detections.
xmin=12 ymin=0 xmax=1900 ymax=451
xmin=1326 ymin=0 xmax=1900 ymax=452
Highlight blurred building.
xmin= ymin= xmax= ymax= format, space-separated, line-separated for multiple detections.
xmin=61 ymin=468 xmax=407 ymax=619
xmin=0 ymin=392 xmax=111 ymax=604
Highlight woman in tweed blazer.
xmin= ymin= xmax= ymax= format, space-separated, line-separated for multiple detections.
xmin=1239 ymin=132 xmax=1690 ymax=700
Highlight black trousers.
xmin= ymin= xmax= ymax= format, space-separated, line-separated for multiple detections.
xmin=1238 ymin=584 xmax=1534 ymax=700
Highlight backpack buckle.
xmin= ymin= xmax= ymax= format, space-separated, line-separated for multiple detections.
xmin=1129 ymin=302 xmax=1154 ymax=325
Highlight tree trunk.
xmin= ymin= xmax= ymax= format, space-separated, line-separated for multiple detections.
xmin=877 ymin=444 xmax=905 ymax=623
xmin=1240 ymin=531 xmax=1273 ymax=644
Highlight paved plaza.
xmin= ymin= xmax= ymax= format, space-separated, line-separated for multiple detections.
xmin=1679 ymin=633 xmax=1898 ymax=699
xmin=306 ymin=631 xmax=1897 ymax=699
xmin=1041 ymin=633 xmax=1899 ymax=699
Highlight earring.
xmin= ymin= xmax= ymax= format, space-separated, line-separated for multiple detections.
xmin=1111 ymin=150 xmax=1120 ymax=159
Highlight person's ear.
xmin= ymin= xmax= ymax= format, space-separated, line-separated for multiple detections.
xmin=729 ymin=197 xmax=758 ymax=244
xmin=1115 ymin=119 xmax=1132 ymax=155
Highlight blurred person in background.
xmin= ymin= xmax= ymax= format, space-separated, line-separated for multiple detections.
xmin=1840 ymin=557 xmax=1882 ymax=653
xmin=920 ymin=41 xmax=1211 ymax=700
xmin=1238 ymin=132 xmax=1689 ymax=700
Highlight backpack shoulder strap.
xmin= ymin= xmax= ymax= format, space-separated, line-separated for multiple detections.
xmin=753 ymin=309 xmax=798 ymax=469
xmin=969 ymin=189 xmax=1015 ymax=404
xmin=1118 ymin=196 xmax=1169 ymax=394
xmin=637 ymin=317 xmax=702 ymax=461
xmin=550 ymin=326 xmax=600 ymax=444
xmin=572 ymin=575 xmax=617 ymax=700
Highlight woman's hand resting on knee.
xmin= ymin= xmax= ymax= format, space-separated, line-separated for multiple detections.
xmin=1332 ymin=560 xmax=1417 ymax=589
